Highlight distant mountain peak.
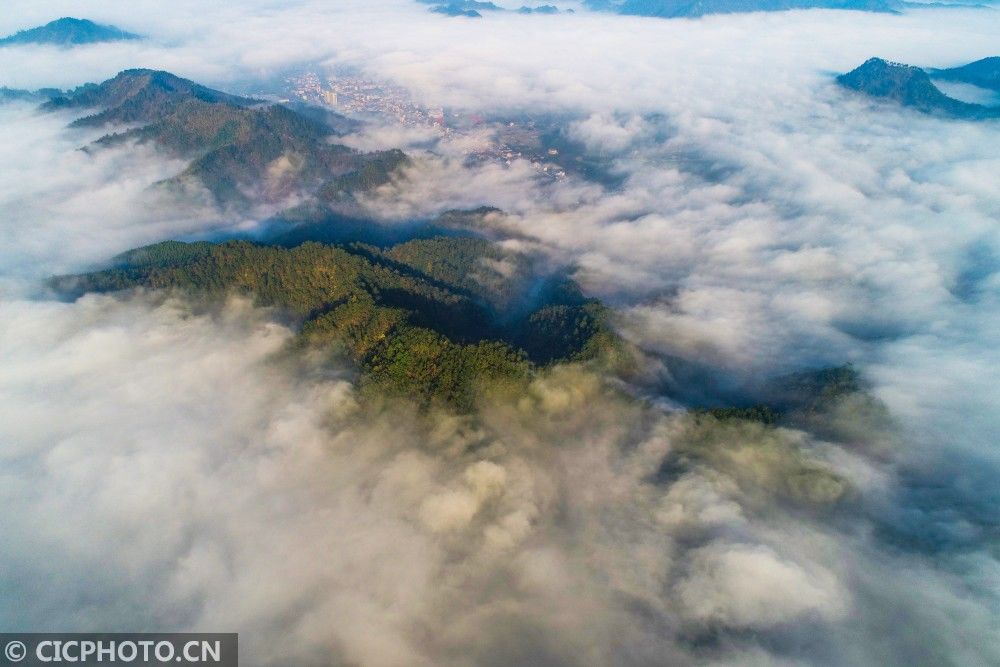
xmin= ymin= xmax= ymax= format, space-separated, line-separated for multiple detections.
xmin=930 ymin=56 xmax=1000 ymax=92
xmin=38 ymin=69 xmax=408 ymax=210
xmin=0 ymin=17 xmax=140 ymax=46
xmin=421 ymin=1 xmax=571 ymax=16
xmin=837 ymin=56 xmax=1000 ymax=119
xmin=427 ymin=1 xmax=502 ymax=16
xmin=585 ymin=0 xmax=900 ymax=17
xmin=41 ymin=69 xmax=259 ymax=127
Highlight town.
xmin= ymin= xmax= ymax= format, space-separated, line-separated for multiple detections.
xmin=285 ymin=70 xmax=569 ymax=179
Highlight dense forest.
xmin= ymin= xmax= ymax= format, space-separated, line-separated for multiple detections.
xmin=57 ymin=236 xmax=624 ymax=411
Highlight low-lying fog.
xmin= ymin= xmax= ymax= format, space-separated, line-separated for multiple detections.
xmin=0 ymin=1 xmax=997 ymax=664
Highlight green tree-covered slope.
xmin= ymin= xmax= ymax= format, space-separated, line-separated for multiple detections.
xmin=43 ymin=69 xmax=409 ymax=206
xmin=56 ymin=236 xmax=623 ymax=411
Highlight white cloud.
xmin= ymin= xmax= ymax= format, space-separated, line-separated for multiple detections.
xmin=0 ymin=1 xmax=998 ymax=664
xmin=676 ymin=542 xmax=848 ymax=628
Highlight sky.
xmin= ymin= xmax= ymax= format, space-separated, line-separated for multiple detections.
xmin=0 ymin=1 xmax=998 ymax=665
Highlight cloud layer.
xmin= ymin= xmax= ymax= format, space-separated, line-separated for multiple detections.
xmin=0 ymin=1 xmax=998 ymax=665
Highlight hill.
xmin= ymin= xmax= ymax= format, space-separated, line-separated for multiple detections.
xmin=423 ymin=1 xmax=570 ymax=15
xmin=517 ymin=5 xmax=563 ymax=13
xmin=53 ymin=236 xmax=623 ymax=411
xmin=43 ymin=69 xmax=409 ymax=207
xmin=420 ymin=1 xmax=502 ymax=17
xmin=422 ymin=1 xmax=570 ymax=16
xmin=837 ymin=57 xmax=1000 ymax=119
xmin=0 ymin=18 xmax=139 ymax=46
xmin=930 ymin=56 xmax=1000 ymax=92
xmin=585 ymin=0 xmax=898 ymax=17
xmin=42 ymin=69 xmax=257 ymax=126
xmin=0 ymin=87 xmax=54 ymax=104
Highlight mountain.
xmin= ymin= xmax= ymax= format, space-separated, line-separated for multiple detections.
xmin=43 ymin=69 xmax=409 ymax=207
xmin=585 ymin=0 xmax=898 ymax=16
xmin=0 ymin=18 xmax=140 ymax=46
xmin=427 ymin=1 xmax=503 ymax=16
xmin=53 ymin=235 xmax=623 ymax=411
xmin=432 ymin=5 xmax=484 ymax=16
xmin=930 ymin=56 xmax=1000 ymax=92
xmin=0 ymin=87 xmax=59 ymax=104
xmin=38 ymin=69 xmax=627 ymax=411
xmin=43 ymin=69 xmax=257 ymax=127
xmin=837 ymin=57 xmax=1000 ymax=119
xmin=517 ymin=5 xmax=563 ymax=13
xmin=422 ymin=1 xmax=570 ymax=16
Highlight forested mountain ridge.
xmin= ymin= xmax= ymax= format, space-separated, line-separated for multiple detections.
xmin=930 ymin=56 xmax=1000 ymax=92
xmin=43 ymin=69 xmax=409 ymax=207
xmin=838 ymin=57 xmax=1000 ymax=119
xmin=54 ymin=236 xmax=625 ymax=411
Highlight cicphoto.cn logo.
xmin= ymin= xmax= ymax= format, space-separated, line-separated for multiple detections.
xmin=0 ymin=634 xmax=237 ymax=666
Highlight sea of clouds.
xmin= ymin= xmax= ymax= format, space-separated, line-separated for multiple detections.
xmin=0 ymin=1 xmax=997 ymax=665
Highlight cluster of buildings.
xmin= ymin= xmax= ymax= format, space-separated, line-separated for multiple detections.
xmin=286 ymin=72 xmax=444 ymax=127
xmin=285 ymin=71 xmax=568 ymax=180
